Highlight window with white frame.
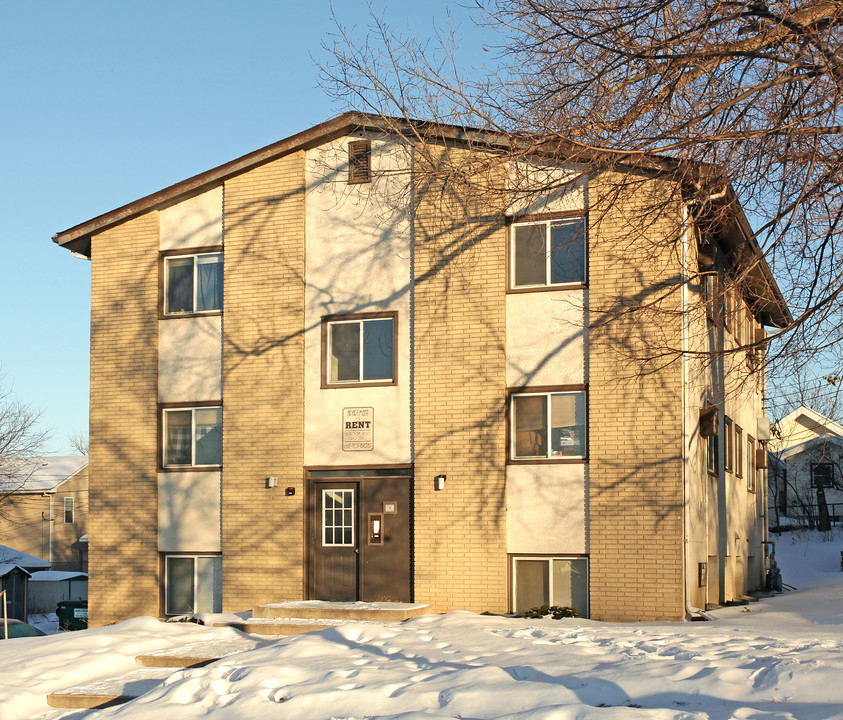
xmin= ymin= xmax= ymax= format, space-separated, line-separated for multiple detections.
xmin=811 ymin=462 xmax=834 ymax=488
xmin=164 ymin=555 xmax=222 ymax=615
xmin=511 ymin=217 xmax=586 ymax=288
xmin=162 ymin=406 xmax=222 ymax=468
xmin=324 ymin=314 xmax=396 ymax=386
xmin=64 ymin=497 xmax=74 ymax=524
xmin=512 ymin=556 xmax=589 ymax=617
xmin=322 ymin=489 xmax=355 ymax=546
xmin=164 ymin=252 xmax=222 ymax=315
xmin=511 ymin=390 xmax=587 ymax=460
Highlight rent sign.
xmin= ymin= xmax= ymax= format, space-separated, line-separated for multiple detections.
xmin=342 ymin=407 xmax=374 ymax=451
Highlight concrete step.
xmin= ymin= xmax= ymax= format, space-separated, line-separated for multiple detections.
xmin=136 ymin=633 xmax=270 ymax=667
xmin=215 ymin=618 xmax=338 ymax=636
xmin=47 ymin=667 xmax=173 ymax=709
xmin=251 ymin=600 xmax=431 ymax=623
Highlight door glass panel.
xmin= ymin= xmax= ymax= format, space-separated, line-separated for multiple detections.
xmin=322 ymin=489 xmax=355 ymax=546
xmin=196 ymin=556 xmax=222 ymax=613
xmin=552 ymin=558 xmax=588 ymax=617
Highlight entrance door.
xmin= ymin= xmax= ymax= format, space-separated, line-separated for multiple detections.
xmin=311 ymin=483 xmax=359 ymax=601
xmin=308 ymin=472 xmax=412 ymax=602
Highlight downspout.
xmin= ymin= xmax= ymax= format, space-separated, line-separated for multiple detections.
xmin=681 ymin=205 xmax=707 ymax=619
xmin=48 ymin=494 xmax=53 ymax=565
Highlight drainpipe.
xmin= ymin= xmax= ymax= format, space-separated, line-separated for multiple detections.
xmin=48 ymin=494 xmax=53 ymax=565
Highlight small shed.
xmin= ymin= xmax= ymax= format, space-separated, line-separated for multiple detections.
xmin=28 ymin=571 xmax=88 ymax=614
xmin=0 ymin=564 xmax=32 ymax=621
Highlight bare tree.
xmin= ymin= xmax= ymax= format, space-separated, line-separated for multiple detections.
xmin=320 ymin=1 xmax=843 ymax=393
xmin=0 ymin=382 xmax=51 ymax=516
xmin=68 ymin=431 xmax=89 ymax=456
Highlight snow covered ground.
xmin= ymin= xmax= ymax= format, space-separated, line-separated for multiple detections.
xmin=3 ymin=529 xmax=843 ymax=720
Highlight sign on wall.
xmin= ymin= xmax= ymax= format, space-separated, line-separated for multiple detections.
xmin=342 ymin=407 xmax=374 ymax=451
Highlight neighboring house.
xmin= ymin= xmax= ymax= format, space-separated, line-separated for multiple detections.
xmin=0 ymin=545 xmax=50 ymax=620
xmin=53 ymin=112 xmax=790 ymax=625
xmin=28 ymin=570 xmax=88 ymax=614
xmin=0 ymin=457 xmax=89 ymax=572
xmin=768 ymin=406 xmax=843 ymax=527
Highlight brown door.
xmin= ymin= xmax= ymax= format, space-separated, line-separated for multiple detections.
xmin=310 ymin=482 xmax=359 ymax=601
xmin=308 ymin=473 xmax=412 ymax=602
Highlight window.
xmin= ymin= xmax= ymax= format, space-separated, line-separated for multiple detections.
xmin=512 ymin=556 xmax=588 ymax=617
xmin=724 ymin=417 xmax=733 ymax=473
xmin=348 ymin=140 xmax=371 ymax=184
xmin=812 ymin=463 xmax=835 ymax=488
xmin=163 ymin=252 xmax=222 ymax=315
xmin=63 ymin=497 xmax=74 ymax=524
xmin=323 ymin=489 xmax=355 ymax=546
xmin=511 ymin=390 xmax=587 ymax=460
xmin=747 ymin=436 xmax=756 ymax=492
xmin=323 ymin=313 xmax=396 ymax=386
xmin=164 ymin=555 xmax=221 ymax=615
xmin=162 ymin=405 xmax=222 ymax=468
xmin=735 ymin=426 xmax=744 ymax=478
xmin=511 ymin=217 xmax=586 ymax=288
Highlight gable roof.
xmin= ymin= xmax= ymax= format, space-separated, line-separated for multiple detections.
xmin=779 ymin=433 xmax=843 ymax=462
xmin=776 ymin=405 xmax=843 ymax=439
xmin=0 ymin=455 xmax=88 ymax=493
xmin=52 ymin=111 xmax=791 ymax=327
xmin=0 ymin=545 xmax=50 ymax=570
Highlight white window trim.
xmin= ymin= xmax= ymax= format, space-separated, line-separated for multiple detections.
xmin=326 ymin=316 xmax=395 ymax=385
xmin=162 ymin=406 xmax=222 ymax=468
xmin=163 ymin=252 xmax=223 ymax=316
xmin=322 ymin=489 xmax=355 ymax=547
xmin=164 ymin=554 xmax=220 ymax=615
xmin=511 ymin=555 xmax=589 ymax=617
xmin=510 ymin=217 xmax=587 ymax=289
xmin=510 ymin=390 xmax=587 ymax=460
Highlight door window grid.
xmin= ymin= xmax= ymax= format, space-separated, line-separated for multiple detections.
xmin=323 ymin=489 xmax=355 ymax=547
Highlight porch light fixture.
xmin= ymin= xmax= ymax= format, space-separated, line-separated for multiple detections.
xmin=434 ymin=474 xmax=446 ymax=491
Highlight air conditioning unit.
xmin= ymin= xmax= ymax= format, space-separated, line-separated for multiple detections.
xmin=757 ymin=417 xmax=771 ymax=441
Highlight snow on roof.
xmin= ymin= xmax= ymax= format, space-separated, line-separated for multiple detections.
xmin=776 ymin=405 xmax=843 ymax=438
xmin=29 ymin=570 xmax=88 ymax=582
xmin=0 ymin=455 xmax=87 ymax=493
xmin=0 ymin=544 xmax=50 ymax=569
xmin=0 ymin=563 xmax=31 ymax=578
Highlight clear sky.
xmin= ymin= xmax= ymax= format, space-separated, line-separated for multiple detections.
xmin=0 ymin=0 xmax=484 ymax=454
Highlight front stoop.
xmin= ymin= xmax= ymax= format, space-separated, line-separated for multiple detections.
xmin=251 ymin=600 xmax=432 ymax=622
xmin=47 ymin=668 xmax=174 ymax=709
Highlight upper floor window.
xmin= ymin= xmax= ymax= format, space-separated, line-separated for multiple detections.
xmin=64 ymin=497 xmax=74 ymax=524
xmin=510 ymin=389 xmax=587 ymax=460
xmin=511 ymin=216 xmax=586 ymax=289
xmin=348 ymin=140 xmax=371 ymax=184
xmin=811 ymin=462 xmax=835 ymax=488
xmin=323 ymin=313 xmax=396 ymax=387
xmin=162 ymin=405 xmax=222 ymax=468
xmin=164 ymin=252 xmax=222 ymax=315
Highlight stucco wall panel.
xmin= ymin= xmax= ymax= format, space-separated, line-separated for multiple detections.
xmin=158 ymin=316 xmax=222 ymax=402
xmin=158 ymin=472 xmax=221 ymax=552
xmin=506 ymin=464 xmax=587 ymax=554
xmin=159 ymin=187 xmax=223 ymax=250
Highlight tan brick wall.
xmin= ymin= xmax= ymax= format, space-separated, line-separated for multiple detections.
xmin=222 ymin=153 xmax=306 ymax=611
xmin=587 ymin=171 xmax=686 ymax=621
xmin=412 ymin=146 xmax=508 ymax=613
xmin=89 ymin=214 xmax=160 ymax=626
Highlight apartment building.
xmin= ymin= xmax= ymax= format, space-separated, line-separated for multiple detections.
xmin=53 ymin=113 xmax=790 ymax=625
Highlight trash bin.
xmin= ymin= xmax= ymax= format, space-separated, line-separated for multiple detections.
xmin=56 ymin=600 xmax=88 ymax=631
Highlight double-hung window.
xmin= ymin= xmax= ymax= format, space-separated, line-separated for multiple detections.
xmin=811 ymin=463 xmax=834 ymax=488
xmin=511 ymin=216 xmax=586 ymax=288
xmin=64 ymin=497 xmax=74 ymax=524
xmin=162 ymin=405 xmax=222 ymax=468
xmin=511 ymin=389 xmax=587 ymax=460
xmin=323 ymin=313 xmax=396 ymax=386
xmin=163 ymin=252 xmax=223 ymax=315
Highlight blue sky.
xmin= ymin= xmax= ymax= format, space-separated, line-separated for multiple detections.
xmin=0 ymin=1 xmax=485 ymax=454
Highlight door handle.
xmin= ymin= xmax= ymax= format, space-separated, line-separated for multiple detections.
xmin=354 ymin=548 xmax=359 ymax=554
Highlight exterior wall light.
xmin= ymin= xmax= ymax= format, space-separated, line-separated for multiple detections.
xmin=266 ymin=476 xmax=278 ymax=489
xmin=434 ymin=474 xmax=446 ymax=491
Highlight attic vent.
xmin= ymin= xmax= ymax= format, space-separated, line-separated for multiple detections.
xmin=348 ymin=140 xmax=371 ymax=184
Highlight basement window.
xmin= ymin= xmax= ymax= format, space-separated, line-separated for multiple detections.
xmin=512 ymin=556 xmax=588 ymax=618
xmin=164 ymin=555 xmax=222 ymax=615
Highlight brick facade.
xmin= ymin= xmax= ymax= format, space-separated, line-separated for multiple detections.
xmin=412 ymin=148 xmax=508 ymax=613
xmin=588 ymin=172 xmax=686 ymax=620
xmin=221 ymin=153 xmax=306 ymax=611
xmin=89 ymin=214 xmax=160 ymax=626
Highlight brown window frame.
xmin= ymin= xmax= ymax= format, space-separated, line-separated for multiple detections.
xmin=724 ymin=417 xmax=733 ymax=473
xmin=735 ymin=425 xmax=744 ymax=478
xmin=158 ymin=400 xmax=223 ymax=472
xmin=159 ymin=245 xmax=224 ymax=320
xmin=321 ymin=312 xmax=398 ymax=389
xmin=747 ymin=435 xmax=756 ymax=492
xmin=506 ymin=385 xmax=588 ymax=464
xmin=507 ymin=211 xmax=588 ymax=293
xmin=348 ymin=140 xmax=371 ymax=184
